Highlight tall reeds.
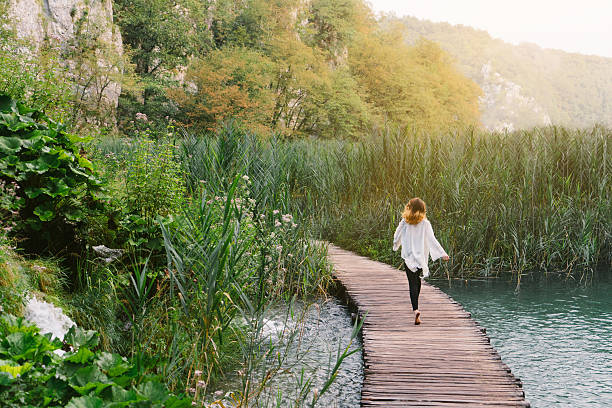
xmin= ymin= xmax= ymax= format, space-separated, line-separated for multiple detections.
xmin=285 ymin=125 xmax=611 ymax=277
xmin=166 ymin=122 xmax=611 ymax=277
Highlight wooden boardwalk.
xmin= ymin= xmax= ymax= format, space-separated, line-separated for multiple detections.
xmin=327 ymin=244 xmax=530 ymax=407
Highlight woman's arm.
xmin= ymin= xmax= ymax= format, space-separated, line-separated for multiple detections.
xmin=393 ymin=220 xmax=404 ymax=251
xmin=426 ymin=221 xmax=449 ymax=261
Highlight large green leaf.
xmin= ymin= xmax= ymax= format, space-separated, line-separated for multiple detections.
xmin=17 ymin=101 xmax=37 ymax=116
xmin=1 ymin=167 xmax=15 ymax=178
xmin=71 ymin=381 xmax=113 ymax=397
xmin=69 ymin=365 xmax=112 ymax=396
xmin=78 ymin=156 xmax=94 ymax=171
xmin=0 ymin=137 xmax=21 ymax=154
xmin=45 ymin=376 xmax=71 ymax=401
xmin=107 ymin=386 xmax=141 ymax=405
xmin=4 ymin=155 xmax=18 ymax=166
xmin=0 ymin=372 xmax=13 ymax=385
xmin=111 ymin=374 xmax=133 ymax=389
xmin=136 ymin=381 xmax=169 ymax=403
xmin=65 ymin=347 xmax=95 ymax=364
xmin=0 ymin=362 xmax=32 ymax=377
xmin=4 ymin=332 xmax=39 ymax=361
xmin=64 ymin=207 xmax=85 ymax=222
xmin=34 ymin=205 xmax=55 ymax=222
xmin=46 ymin=178 xmax=71 ymax=197
xmin=24 ymin=160 xmax=49 ymax=174
xmin=1 ymin=315 xmax=39 ymax=334
xmin=70 ymin=366 xmax=108 ymax=386
xmin=22 ymin=153 xmax=61 ymax=174
xmin=15 ymin=114 xmax=35 ymax=124
xmin=64 ymin=326 xmax=100 ymax=349
xmin=68 ymin=163 xmax=91 ymax=179
xmin=57 ymin=149 xmax=76 ymax=162
xmin=4 ymin=116 xmax=34 ymax=132
xmin=65 ymin=395 xmax=104 ymax=408
xmin=40 ymin=153 xmax=61 ymax=169
xmin=20 ymin=130 xmax=46 ymax=150
xmin=0 ymin=112 xmax=14 ymax=129
xmin=95 ymin=352 xmax=130 ymax=377
xmin=25 ymin=186 xmax=44 ymax=199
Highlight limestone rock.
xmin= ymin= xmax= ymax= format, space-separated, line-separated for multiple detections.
xmin=8 ymin=0 xmax=123 ymax=113
xmin=478 ymin=62 xmax=551 ymax=132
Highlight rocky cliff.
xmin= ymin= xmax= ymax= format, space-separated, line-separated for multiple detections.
xmin=479 ymin=63 xmax=551 ymax=132
xmin=8 ymin=0 xmax=123 ymax=112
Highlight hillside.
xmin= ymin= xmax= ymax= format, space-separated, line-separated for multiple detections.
xmin=393 ymin=15 xmax=612 ymax=131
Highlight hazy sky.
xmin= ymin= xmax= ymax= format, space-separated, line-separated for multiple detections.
xmin=367 ymin=0 xmax=612 ymax=58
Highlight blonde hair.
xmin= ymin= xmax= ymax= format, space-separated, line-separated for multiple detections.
xmin=402 ymin=197 xmax=426 ymax=225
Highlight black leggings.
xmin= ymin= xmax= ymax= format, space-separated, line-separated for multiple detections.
xmin=404 ymin=263 xmax=422 ymax=311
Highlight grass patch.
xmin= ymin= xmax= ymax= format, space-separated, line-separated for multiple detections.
xmin=0 ymin=243 xmax=66 ymax=315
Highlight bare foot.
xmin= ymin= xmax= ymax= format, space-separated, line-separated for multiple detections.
xmin=414 ymin=311 xmax=421 ymax=325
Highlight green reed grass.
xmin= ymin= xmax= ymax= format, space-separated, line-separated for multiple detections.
xmin=165 ymin=122 xmax=610 ymax=278
xmin=283 ymin=125 xmax=611 ymax=277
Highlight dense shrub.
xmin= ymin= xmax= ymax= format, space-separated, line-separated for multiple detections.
xmin=0 ymin=94 xmax=105 ymax=254
xmin=0 ymin=314 xmax=191 ymax=407
xmin=93 ymin=137 xmax=186 ymax=252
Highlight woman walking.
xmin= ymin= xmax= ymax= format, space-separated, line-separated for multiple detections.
xmin=393 ymin=197 xmax=449 ymax=325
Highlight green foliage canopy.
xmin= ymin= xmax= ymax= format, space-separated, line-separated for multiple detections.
xmin=167 ymin=0 xmax=481 ymax=137
xmin=349 ymin=27 xmax=481 ymax=131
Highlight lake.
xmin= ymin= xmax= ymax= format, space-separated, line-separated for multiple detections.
xmin=433 ymin=270 xmax=612 ymax=407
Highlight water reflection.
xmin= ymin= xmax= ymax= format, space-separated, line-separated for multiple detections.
xmin=433 ymin=271 xmax=612 ymax=407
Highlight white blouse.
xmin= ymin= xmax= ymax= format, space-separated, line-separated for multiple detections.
xmin=393 ymin=218 xmax=448 ymax=277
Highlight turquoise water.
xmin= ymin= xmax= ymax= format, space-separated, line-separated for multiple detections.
xmin=434 ymin=271 xmax=612 ymax=407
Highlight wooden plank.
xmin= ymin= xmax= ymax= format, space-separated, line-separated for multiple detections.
xmin=326 ymin=244 xmax=530 ymax=408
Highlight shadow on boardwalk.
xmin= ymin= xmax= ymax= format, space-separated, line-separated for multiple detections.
xmin=327 ymin=244 xmax=530 ymax=407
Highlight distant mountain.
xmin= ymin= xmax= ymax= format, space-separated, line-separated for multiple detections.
xmin=392 ymin=16 xmax=612 ymax=130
